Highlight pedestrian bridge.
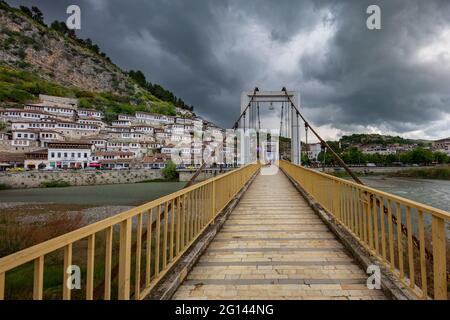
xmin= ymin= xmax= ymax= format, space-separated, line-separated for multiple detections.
xmin=0 ymin=161 xmax=448 ymax=300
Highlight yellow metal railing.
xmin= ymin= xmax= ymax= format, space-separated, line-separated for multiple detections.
xmin=0 ymin=164 xmax=260 ymax=300
xmin=280 ymin=160 xmax=449 ymax=300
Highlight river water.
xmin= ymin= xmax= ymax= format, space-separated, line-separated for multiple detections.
xmin=0 ymin=177 xmax=449 ymax=210
xmin=0 ymin=181 xmax=185 ymax=206
xmin=0 ymin=182 xmax=186 ymax=226
xmin=359 ymin=176 xmax=450 ymax=212
xmin=0 ymin=177 xmax=448 ymax=223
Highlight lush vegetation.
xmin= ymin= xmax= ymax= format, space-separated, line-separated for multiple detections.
xmin=161 ymin=160 xmax=179 ymax=181
xmin=0 ymin=65 xmax=176 ymax=121
xmin=340 ymin=134 xmax=429 ymax=148
xmin=314 ymin=145 xmax=448 ymax=166
xmin=0 ymin=1 xmax=190 ymax=120
xmin=128 ymin=70 xmax=194 ymax=112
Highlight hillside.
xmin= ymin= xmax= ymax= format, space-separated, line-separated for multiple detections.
xmin=339 ymin=134 xmax=430 ymax=147
xmin=0 ymin=1 xmax=194 ymax=121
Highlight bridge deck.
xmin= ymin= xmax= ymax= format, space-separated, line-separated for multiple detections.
xmin=173 ymin=170 xmax=387 ymax=300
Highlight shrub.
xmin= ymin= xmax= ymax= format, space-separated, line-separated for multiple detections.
xmin=0 ymin=183 xmax=11 ymax=190
xmin=0 ymin=212 xmax=84 ymax=257
xmin=161 ymin=160 xmax=178 ymax=181
xmin=40 ymin=180 xmax=71 ymax=188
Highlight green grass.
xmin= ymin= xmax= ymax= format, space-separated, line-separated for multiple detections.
xmin=0 ymin=65 xmax=176 ymax=120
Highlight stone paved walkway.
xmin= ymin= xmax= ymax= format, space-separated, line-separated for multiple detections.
xmin=173 ymin=170 xmax=387 ymax=300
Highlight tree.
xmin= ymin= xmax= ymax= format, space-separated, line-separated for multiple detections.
xmin=50 ymin=20 xmax=75 ymax=38
xmin=433 ymin=151 xmax=449 ymax=164
xmin=128 ymin=70 xmax=147 ymax=88
xmin=19 ymin=5 xmax=33 ymax=18
xmin=31 ymin=6 xmax=44 ymax=24
xmin=342 ymin=147 xmax=364 ymax=165
xmin=162 ymin=160 xmax=178 ymax=180
xmin=301 ymin=153 xmax=311 ymax=166
xmin=317 ymin=150 xmax=334 ymax=166
xmin=410 ymin=147 xmax=433 ymax=164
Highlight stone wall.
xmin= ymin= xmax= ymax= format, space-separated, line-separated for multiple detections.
xmin=0 ymin=169 xmax=163 ymax=189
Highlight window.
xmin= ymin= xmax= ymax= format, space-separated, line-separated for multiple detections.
xmin=64 ymin=153 xmax=67 ymax=158
xmin=84 ymin=153 xmax=88 ymax=158
xmin=51 ymin=152 xmax=55 ymax=158
xmin=58 ymin=152 xmax=61 ymax=158
xmin=71 ymin=153 xmax=75 ymax=158
xmin=78 ymin=153 xmax=81 ymax=158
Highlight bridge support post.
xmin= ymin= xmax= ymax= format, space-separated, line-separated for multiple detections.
xmin=212 ymin=180 xmax=216 ymax=224
xmin=118 ymin=218 xmax=132 ymax=300
xmin=432 ymin=216 xmax=447 ymax=299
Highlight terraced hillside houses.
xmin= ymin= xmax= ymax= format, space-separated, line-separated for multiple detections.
xmin=0 ymin=94 xmax=229 ymax=170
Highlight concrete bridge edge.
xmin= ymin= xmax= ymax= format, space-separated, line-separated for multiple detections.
xmin=144 ymin=168 xmax=261 ymax=300
xmin=279 ymin=167 xmax=417 ymax=301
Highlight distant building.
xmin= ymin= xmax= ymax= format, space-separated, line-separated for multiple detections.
xmin=24 ymin=149 xmax=48 ymax=170
xmin=92 ymin=151 xmax=134 ymax=169
xmin=0 ymin=94 xmax=221 ymax=169
xmin=47 ymin=142 xmax=93 ymax=169
xmin=141 ymin=153 xmax=168 ymax=169
xmin=433 ymin=137 xmax=450 ymax=156
xmin=306 ymin=143 xmax=322 ymax=161
xmin=0 ymin=108 xmax=55 ymax=122
xmin=362 ymin=146 xmax=396 ymax=155
xmin=0 ymin=153 xmax=25 ymax=170
xmin=77 ymin=109 xmax=104 ymax=120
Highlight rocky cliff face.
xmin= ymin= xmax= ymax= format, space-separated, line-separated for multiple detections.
xmin=0 ymin=3 xmax=133 ymax=95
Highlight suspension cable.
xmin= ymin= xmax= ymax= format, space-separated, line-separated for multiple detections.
xmin=281 ymin=88 xmax=362 ymax=184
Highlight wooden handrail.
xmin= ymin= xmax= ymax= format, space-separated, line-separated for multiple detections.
xmin=0 ymin=163 xmax=260 ymax=300
xmin=280 ymin=160 xmax=448 ymax=300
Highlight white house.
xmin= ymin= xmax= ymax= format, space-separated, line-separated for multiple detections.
xmin=77 ymin=109 xmax=104 ymax=119
xmin=306 ymin=143 xmax=322 ymax=161
xmin=25 ymin=103 xmax=76 ymax=119
xmin=0 ymin=108 xmax=55 ymax=122
xmin=47 ymin=141 xmax=94 ymax=169
xmin=362 ymin=146 xmax=396 ymax=155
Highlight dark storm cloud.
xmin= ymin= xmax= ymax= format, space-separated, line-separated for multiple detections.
xmin=298 ymin=0 xmax=450 ymax=134
xmin=6 ymin=0 xmax=450 ymax=138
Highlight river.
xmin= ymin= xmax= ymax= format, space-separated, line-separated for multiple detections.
xmin=359 ymin=176 xmax=450 ymax=212
xmin=0 ymin=181 xmax=185 ymax=226
xmin=0 ymin=181 xmax=185 ymax=206
xmin=0 ymin=177 xmax=448 ymax=225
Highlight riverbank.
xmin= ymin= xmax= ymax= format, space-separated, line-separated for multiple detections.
xmin=387 ymin=167 xmax=450 ymax=180
xmin=329 ymin=167 xmax=450 ymax=180
xmin=0 ymin=181 xmax=185 ymax=258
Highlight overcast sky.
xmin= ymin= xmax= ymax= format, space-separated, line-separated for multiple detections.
xmin=7 ymin=0 xmax=450 ymax=141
